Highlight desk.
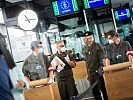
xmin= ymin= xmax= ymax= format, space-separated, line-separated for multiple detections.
xmin=24 ymin=83 xmax=60 ymax=100
xmin=103 ymin=62 xmax=133 ymax=100
xmin=73 ymin=61 xmax=88 ymax=80
xmin=24 ymin=61 xmax=87 ymax=100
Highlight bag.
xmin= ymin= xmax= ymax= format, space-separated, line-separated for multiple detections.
xmin=29 ymin=72 xmax=40 ymax=81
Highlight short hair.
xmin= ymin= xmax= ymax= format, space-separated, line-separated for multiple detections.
xmin=31 ymin=41 xmax=42 ymax=50
xmin=106 ymin=30 xmax=119 ymax=38
xmin=56 ymin=40 xmax=64 ymax=45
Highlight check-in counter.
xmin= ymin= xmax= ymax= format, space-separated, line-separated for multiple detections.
xmin=24 ymin=83 xmax=60 ymax=100
xmin=73 ymin=61 xmax=87 ymax=80
xmin=24 ymin=61 xmax=87 ymax=100
xmin=103 ymin=62 xmax=133 ymax=100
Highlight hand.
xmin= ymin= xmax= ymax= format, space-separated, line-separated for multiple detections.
xmin=64 ymin=56 xmax=70 ymax=62
xmin=17 ymin=80 xmax=25 ymax=90
xmin=131 ymin=64 xmax=133 ymax=69
xmin=48 ymin=78 xmax=54 ymax=85
xmin=48 ymin=66 xmax=56 ymax=71
xmin=86 ymin=74 xmax=90 ymax=80
xmin=67 ymin=61 xmax=76 ymax=68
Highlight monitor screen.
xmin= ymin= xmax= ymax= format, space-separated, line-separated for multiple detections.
xmin=83 ymin=0 xmax=110 ymax=9
xmin=52 ymin=0 xmax=79 ymax=16
xmin=114 ymin=9 xmax=130 ymax=20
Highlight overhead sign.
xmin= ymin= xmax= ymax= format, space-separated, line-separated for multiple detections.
xmin=114 ymin=9 xmax=130 ymax=21
xmin=83 ymin=0 xmax=110 ymax=9
xmin=52 ymin=0 xmax=79 ymax=16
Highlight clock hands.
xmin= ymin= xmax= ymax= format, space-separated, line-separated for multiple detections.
xmin=24 ymin=14 xmax=36 ymax=23
xmin=24 ymin=15 xmax=30 ymax=23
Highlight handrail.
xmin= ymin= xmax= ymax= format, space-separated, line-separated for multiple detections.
xmin=29 ymin=78 xmax=49 ymax=87
xmin=103 ymin=62 xmax=131 ymax=72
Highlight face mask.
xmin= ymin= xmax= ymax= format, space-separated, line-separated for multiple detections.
xmin=61 ymin=47 xmax=66 ymax=52
xmin=38 ymin=48 xmax=43 ymax=53
xmin=108 ymin=39 xmax=114 ymax=44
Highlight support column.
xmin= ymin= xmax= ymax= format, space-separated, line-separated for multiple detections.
xmin=111 ymin=9 xmax=117 ymax=32
xmin=83 ymin=9 xmax=90 ymax=31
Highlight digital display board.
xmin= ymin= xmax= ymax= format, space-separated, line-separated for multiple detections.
xmin=83 ymin=0 xmax=110 ymax=9
xmin=114 ymin=9 xmax=130 ymax=20
xmin=52 ymin=0 xmax=79 ymax=16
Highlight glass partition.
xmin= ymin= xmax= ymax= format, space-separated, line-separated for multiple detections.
xmin=7 ymin=27 xmax=37 ymax=62
xmin=56 ymin=16 xmax=87 ymax=59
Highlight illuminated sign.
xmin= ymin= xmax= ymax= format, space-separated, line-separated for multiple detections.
xmin=83 ymin=0 xmax=109 ymax=9
xmin=52 ymin=0 xmax=79 ymax=16
xmin=114 ymin=9 xmax=130 ymax=20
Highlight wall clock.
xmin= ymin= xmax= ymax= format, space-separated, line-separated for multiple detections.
xmin=18 ymin=9 xmax=38 ymax=30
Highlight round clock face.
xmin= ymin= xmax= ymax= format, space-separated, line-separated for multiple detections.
xmin=18 ymin=9 xmax=38 ymax=30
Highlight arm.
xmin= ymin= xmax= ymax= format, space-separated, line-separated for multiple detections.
xmin=102 ymin=59 xmax=106 ymax=67
xmin=105 ymin=58 xmax=111 ymax=66
xmin=24 ymin=76 xmax=30 ymax=83
xmin=43 ymin=54 xmax=50 ymax=69
xmin=105 ymin=45 xmax=111 ymax=67
xmin=98 ymin=43 xmax=106 ymax=67
xmin=128 ymin=54 xmax=133 ymax=64
xmin=66 ymin=54 xmax=76 ymax=68
xmin=67 ymin=60 xmax=76 ymax=68
xmin=126 ymin=50 xmax=133 ymax=67
xmin=126 ymin=42 xmax=133 ymax=66
xmin=48 ymin=55 xmax=56 ymax=84
xmin=16 ymin=67 xmax=29 ymax=91
xmin=82 ymin=46 xmax=87 ymax=60
xmin=22 ymin=59 xmax=30 ymax=83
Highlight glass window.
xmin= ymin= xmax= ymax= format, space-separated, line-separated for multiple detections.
xmin=7 ymin=27 xmax=37 ymax=62
xmin=0 ymin=8 xmax=4 ymax=24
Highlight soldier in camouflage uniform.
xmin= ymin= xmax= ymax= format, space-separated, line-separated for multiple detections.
xmin=82 ymin=31 xmax=108 ymax=100
xmin=22 ymin=41 xmax=49 ymax=82
xmin=49 ymin=41 xmax=78 ymax=100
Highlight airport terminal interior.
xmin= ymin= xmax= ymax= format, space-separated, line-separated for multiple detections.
xmin=0 ymin=0 xmax=133 ymax=100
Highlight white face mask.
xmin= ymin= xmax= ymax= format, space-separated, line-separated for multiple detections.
xmin=61 ymin=47 xmax=66 ymax=52
xmin=38 ymin=48 xmax=43 ymax=53
xmin=108 ymin=39 xmax=114 ymax=44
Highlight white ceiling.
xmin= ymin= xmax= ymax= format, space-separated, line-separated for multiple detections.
xmin=59 ymin=18 xmax=79 ymax=28
xmin=111 ymin=0 xmax=132 ymax=3
xmin=5 ymin=0 xmax=31 ymax=3
xmin=6 ymin=0 xmax=133 ymax=3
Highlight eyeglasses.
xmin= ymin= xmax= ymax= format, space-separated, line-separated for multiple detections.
xmin=58 ymin=45 xmax=65 ymax=47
